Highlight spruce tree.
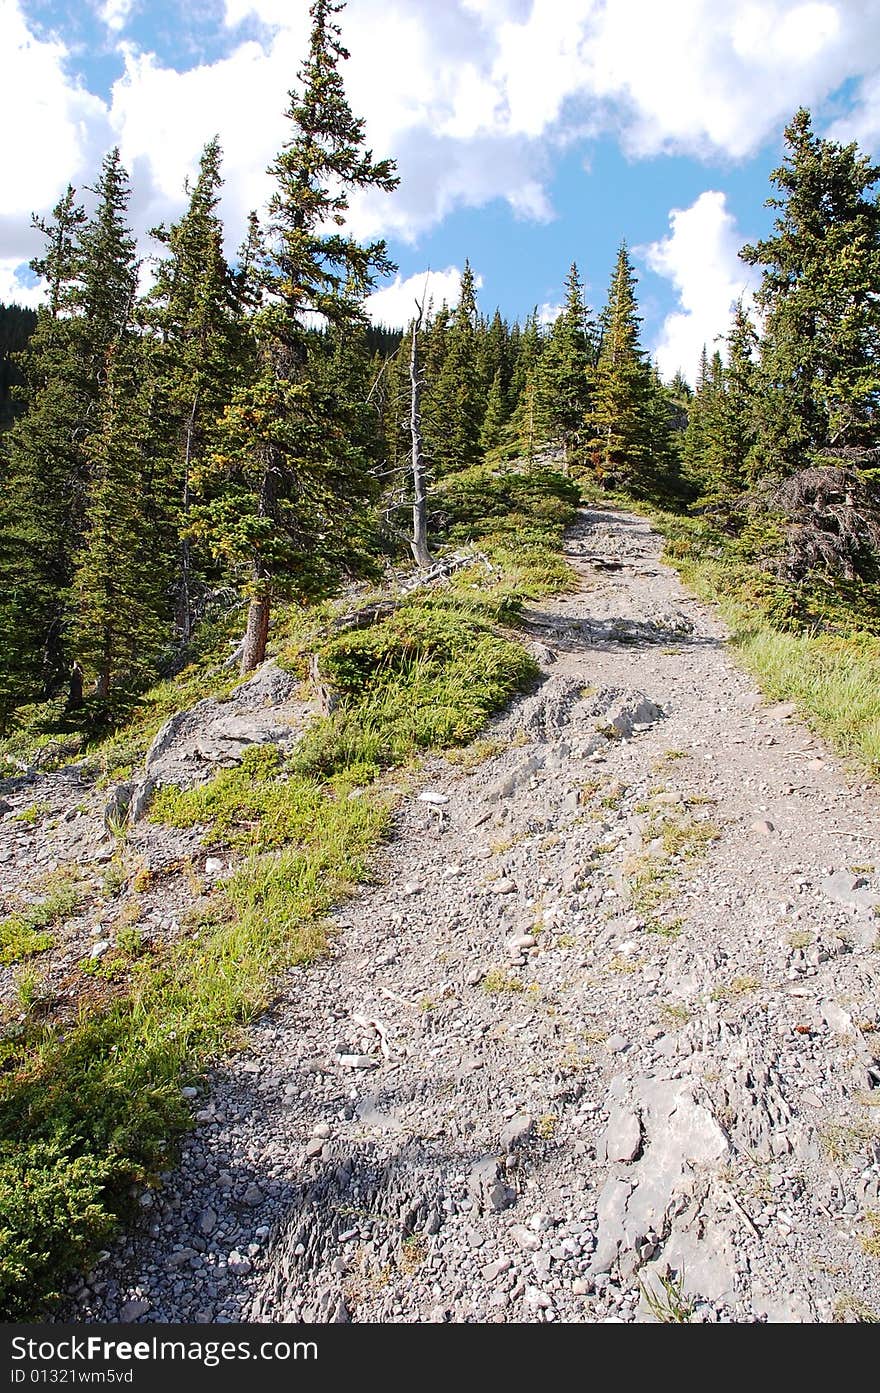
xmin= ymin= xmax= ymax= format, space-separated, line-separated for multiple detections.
xmin=0 ymin=186 xmax=87 ymax=700
xmin=70 ymin=343 xmax=168 ymax=700
xmin=585 ymin=242 xmax=652 ymax=489
xmin=194 ymin=0 xmax=398 ymax=672
xmin=717 ymin=299 xmax=758 ymax=494
xmin=429 ymin=260 xmax=483 ymax=472
xmin=505 ymin=310 xmax=545 ymax=460
xmin=535 ymin=262 xmax=595 ymax=472
xmin=741 ymin=108 xmax=880 ymax=474
xmin=147 ymin=138 xmax=248 ymax=640
xmin=480 ymin=368 xmax=508 ymax=453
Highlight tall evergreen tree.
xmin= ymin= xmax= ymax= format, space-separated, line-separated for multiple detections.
xmin=741 ymin=108 xmax=880 ymax=474
xmin=0 ymin=186 xmax=87 ymax=700
xmin=68 ymin=151 xmax=165 ymax=699
xmin=505 ymin=309 xmax=545 ymax=459
xmin=193 ymin=0 xmax=398 ymax=672
xmin=585 ymin=242 xmax=652 ymax=489
xmin=535 ymin=262 xmax=595 ymax=471
xmin=480 ymin=367 xmax=508 ymax=453
xmin=428 ymin=260 xmax=483 ymax=472
xmin=70 ymin=343 xmax=169 ymax=700
xmin=147 ymin=137 xmax=248 ymax=640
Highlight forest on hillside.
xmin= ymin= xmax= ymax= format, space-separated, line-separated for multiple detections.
xmin=1 ymin=0 xmax=879 ymax=738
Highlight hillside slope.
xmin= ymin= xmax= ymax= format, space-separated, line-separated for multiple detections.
xmin=63 ymin=507 xmax=880 ymax=1324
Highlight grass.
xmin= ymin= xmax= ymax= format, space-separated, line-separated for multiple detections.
xmin=860 ymin=1212 xmax=880 ymax=1258
xmin=0 ymin=869 xmax=83 ymax=966
xmin=640 ymin=1270 xmax=695 ymax=1323
xmin=0 ymin=458 xmax=577 ymax=1320
xmin=710 ymin=974 xmax=760 ymax=1003
xmin=621 ymin=810 xmax=720 ymax=915
xmin=482 ymin=968 xmax=525 ymax=994
xmin=655 ymin=511 xmax=880 ymax=778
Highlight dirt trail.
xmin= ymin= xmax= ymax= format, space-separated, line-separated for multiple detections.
xmin=65 ymin=507 xmax=880 ymax=1323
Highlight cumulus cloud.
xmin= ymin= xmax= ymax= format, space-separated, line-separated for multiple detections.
xmin=5 ymin=0 xmax=880 ymax=307
xmin=642 ymin=191 xmax=760 ymax=382
xmin=364 ymin=267 xmax=478 ymax=326
xmin=98 ymin=0 xmax=136 ymax=33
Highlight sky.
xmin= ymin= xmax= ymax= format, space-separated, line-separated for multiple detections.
xmin=3 ymin=0 xmax=880 ymax=382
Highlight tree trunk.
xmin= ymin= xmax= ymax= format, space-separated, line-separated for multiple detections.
xmin=409 ymin=307 xmax=432 ymax=568
xmin=239 ymin=448 xmax=279 ymax=675
xmin=240 ymin=591 xmax=270 ymax=674
xmin=176 ymin=389 xmax=199 ymax=643
xmin=66 ymin=662 xmax=83 ymax=712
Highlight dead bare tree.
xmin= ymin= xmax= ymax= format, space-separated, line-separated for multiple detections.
xmin=409 ymin=298 xmax=433 ymax=569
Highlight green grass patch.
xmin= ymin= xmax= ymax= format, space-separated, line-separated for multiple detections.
xmin=0 ymin=458 xmax=575 ymax=1318
xmin=0 ymin=870 xmax=83 ymax=967
xmin=654 ymin=511 xmax=880 ymax=778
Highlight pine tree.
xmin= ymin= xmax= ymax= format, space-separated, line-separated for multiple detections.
xmin=68 ymin=151 xmax=169 ymax=700
xmin=0 ymin=186 xmax=87 ymax=700
xmin=147 ymin=138 xmax=248 ymax=640
xmin=478 ymin=309 xmax=511 ymax=405
xmin=741 ymin=108 xmax=880 ymax=475
xmin=429 ymin=260 xmax=483 ymax=472
xmin=642 ymin=362 xmax=683 ymax=503
xmin=714 ymin=301 xmax=758 ymax=497
xmin=70 ymin=343 xmax=169 ymax=700
xmin=535 ymin=262 xmax=595 ymax=471
xmin=480 ymin=368 xmax=508 ymax=453
xmin=505 ymin=310 xmax=546 ymax=459
xmin=585 ymin=242 xmax=652 ymax=489
xmin=194 ymin=0 xmax=398 ymax=672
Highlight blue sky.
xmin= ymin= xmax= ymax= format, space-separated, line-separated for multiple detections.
xmin=3 ymin=0 xmax=880 ymax=380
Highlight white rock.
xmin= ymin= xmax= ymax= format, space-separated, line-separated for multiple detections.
xmin=419 ymin=790 xmax=449 ymax=805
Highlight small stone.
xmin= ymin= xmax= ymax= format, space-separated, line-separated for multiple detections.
xmin=198 ymin=1208 xmax=217 ymax=1236
xmin=500 ymin=1113 xmax=534 ymax=1151
xmin=751 ymin=819 xmax=775 ymax=836
xmin=491 ymin=878 xmax=517 ymax=895
xmin=572 ymin=1277 xmax=593 ymax=1296
xmin=204 ymin=856 xmax=224 ymax=877
xmin=821 ymin=1000 xmax=855 ymax=1036
xmin=510 ymin=1224 xmax=541 ymax=1252
xmin=525 ymin=1286 xmax=552 ymax=1310
xmin=166 ymin=1248 xmax=197 ymax=1269
xmin=419 ymin=790 xmax=449 ymax=805
xmin=506 ymin=934 xmax=536 ymax=955
xmin=181 ymin=1086 xmax=199 ymax=1100
xmin=119 ymin=1299 xmax=151 ymax=1322
xmin=227 ymin=1252 xmax=252 ymax=1276
xmin=312 ymin=1122 xmax=332 ymax=1138
xmin=600 ymin=1105 xmax=642 ymax=1163
xmin=606 ymin=1034 xmax=630 ymax=1054
xmin=481 ymin=1256 xmax=513 ymax=1281
xmin=338 ymin=1054 xmax=377 ymax=1069
xmin=89 ymin=940 xmax=111 ymax=959
xmin=243 ymin=1183 xmax=264 ymax=1207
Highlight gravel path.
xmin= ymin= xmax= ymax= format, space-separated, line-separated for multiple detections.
xmin=63 ymin=507 xmax=880 ymax=1323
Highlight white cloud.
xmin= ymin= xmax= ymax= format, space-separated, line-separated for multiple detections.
xmin=642 ymin=191 xmax=760 ymax=382
xmin=5 ymin=0 xmax=880 ymax=310
xmin=99 ymin=0 xmax=135 ymax=33
xmin=537 ymin=300 xmax=563 ymax=326
xmin=0 ymin=261 xmax=44 ymax=309
xmin=364 ymin=266 xmax=478 ymax=326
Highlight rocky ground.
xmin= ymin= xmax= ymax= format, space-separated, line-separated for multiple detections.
xmin=9 ymin=506 xmax=880 ymax=1323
